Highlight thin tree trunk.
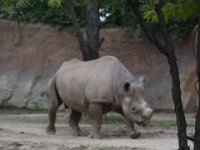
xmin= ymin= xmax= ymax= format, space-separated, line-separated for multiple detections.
xmin=63 ymin=0 xmax=88 ymax=60
xmin=167 ymin=52 xmax=189 ymax=150
xmin=85 ymin=0 xmax=100 ymax=60
xmin=194 ymin=1 xmax=200 ymax=148
xmin=128 ymin=1 xmax=189 ymax=149
xmin=154 ymin=5 xmax=189 ymax=150
xmin=64 ymin=0 xmax=102 ymax=61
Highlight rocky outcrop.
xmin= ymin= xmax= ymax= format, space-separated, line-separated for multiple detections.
xmin=0 ymin=19 xmax=197 ymax=111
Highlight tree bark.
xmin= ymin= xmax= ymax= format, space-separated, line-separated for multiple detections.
xmin=167 ymin=52 xmax=190 ymax=150
xmin=85 ymin=0 xmax=100 ymax=60
xmin=64 ymin=0 xmax=101 ymax=61
xmin=128 ymin=0 xmax=189 ymax=149
xmin=154 ymin=5 xmax=189 ymax=149
xmin=63 ymin=0 xmax=88 ymax=60
xmin=194 ymin=1 xmax=200 ymax=149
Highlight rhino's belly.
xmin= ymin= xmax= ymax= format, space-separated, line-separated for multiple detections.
xmin=59 ymin=86 xmax=89 ymax=112
xmin=64 ymin=101 xmax=89 ymax=112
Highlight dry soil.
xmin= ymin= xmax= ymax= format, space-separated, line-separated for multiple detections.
xmin=0 ymin=112 xmax=195 ymax=150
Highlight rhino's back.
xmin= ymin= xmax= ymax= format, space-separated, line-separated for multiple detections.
xmin=55 ymin=56 xmax=133 ymax=112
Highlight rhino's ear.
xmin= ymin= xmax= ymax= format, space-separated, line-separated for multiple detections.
xmin=124 ymin=82 xmax=130 ymax=92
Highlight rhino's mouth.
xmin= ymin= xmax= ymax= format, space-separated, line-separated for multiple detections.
xmin=135 ymin=120 xmax=149 ymax=127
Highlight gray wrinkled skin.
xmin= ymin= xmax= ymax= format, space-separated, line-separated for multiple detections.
xmin=44 ymin=56 xmax=153 ymax=139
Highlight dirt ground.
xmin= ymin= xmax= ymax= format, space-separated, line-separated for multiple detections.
xmin=0 ymin=111 xmax=195 ymax=150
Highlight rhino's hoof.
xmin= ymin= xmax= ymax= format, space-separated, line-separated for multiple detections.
xmin=130 ymin=131 xmax=141 ymax=139
xmin=88 ymin=133 xmax=102 ymax=139
xmin=46 ymin=128 xmax=56 ymax=135
xmin=73 ymin=130 xmax=85 ymax=136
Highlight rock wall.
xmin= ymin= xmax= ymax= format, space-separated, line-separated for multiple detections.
xmin=0 ymin=19 xmax=197 ymax=111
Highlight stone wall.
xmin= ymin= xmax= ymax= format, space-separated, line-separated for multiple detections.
xmin=0 ymin=19 xmax=197 ymax=112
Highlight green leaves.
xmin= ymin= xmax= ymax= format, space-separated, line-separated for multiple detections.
xmin=0 ymin=0 xmax=197 ymax=36
xmin=100 ymin=0 xmax=139 ymax=29
xmin=48 ymin=0 xmax=62 ymax=8
xmin=16 ymin=0 xmax=31 ymax=9
xmin=143 ymin=7 xmax=157 ymax=22
xmin=0 ymin=0 xmax=72 ymax=29
xmin=144 ymin=0 xmax=198 ymax=23
xmin=142 ymin=0 xmax=198 ymax=37
xmin=146 ymin=0 xmax=159 ymax=6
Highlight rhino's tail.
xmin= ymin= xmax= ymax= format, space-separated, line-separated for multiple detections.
xmin=54 ymin=79 xmax=63 ymax=105
xmin=53 ymin=77 xmax=67 ymax=108
xmin=40 ymin=76 xmax=67 ymax=108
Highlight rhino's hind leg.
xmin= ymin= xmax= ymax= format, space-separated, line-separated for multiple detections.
xmin=126 ymin=119 xmax=141 ymax=139
xmin=47 ymin=100 xmax=62 ymax=134
xmin=47 ymin=106 xmax=57 ymax=134
xmin=88 ymin=103 xmax=103 ymax=139
xmin=69 ymin=110 xmax=84 ymax=136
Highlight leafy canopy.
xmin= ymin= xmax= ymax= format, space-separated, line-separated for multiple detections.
xmin=142 ymin=0 xmax=198 ymax=37
xmin=0 ymin=0 xmax=198 ymax=37
xmin=144 ymin=0 xmax=197 ymax=23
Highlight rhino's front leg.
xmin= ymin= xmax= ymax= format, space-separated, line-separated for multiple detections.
xmin=88 ymin=103 xmax=103 ymax=139
xmin=126 ymin=119 xmax=141 ymax=139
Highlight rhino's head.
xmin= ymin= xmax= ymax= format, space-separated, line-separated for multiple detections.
xmin=121 ymin=77 xmax=153 ymax=126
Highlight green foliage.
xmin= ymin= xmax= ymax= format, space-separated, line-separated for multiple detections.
xmin=142 ymin=0 xmax=198 ymax=37
xmin=0 ymin=106 xmax=47 ymax=114
xmin=0 ymin=0 xmax=197 ymax=37
xmin=144 ymin=0 xmax=198 ymax=23
xmin=16 ymin=0 xmax=31 ymax=9
xmin=100 ymin=1 xmax=139 ymax=30
xmin=0 ymin=0 xmax=72 ymax=30
xmin=48 ymin=0 xmax=62 ymax=8
xmin=152 ymin=120 xmax=195 ymax=128
xmin=168 ymin=18 xmax=197 ymax=37
xmin=0 ymin=0 xmax=139 ymax=30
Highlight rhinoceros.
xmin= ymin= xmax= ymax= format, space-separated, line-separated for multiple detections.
xmin=43 ymin=56 xmax=153 ymax=139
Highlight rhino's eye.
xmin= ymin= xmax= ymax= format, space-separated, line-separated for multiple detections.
xmin=132 ymin=107 xmax=136 ymax=111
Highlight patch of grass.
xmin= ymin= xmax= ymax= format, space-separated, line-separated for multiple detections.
xmin=0 ymin=106 xmax=194 ymax=130
xmin=0 ymin=106 xmax=47 ymax=114
xmin=97 ymin=146 xmax=137 ymax=150
xmin=29 ymin=101 xmax=44 ymax=110
xmin=103 ymin=113 xmax=124 ymax=124
xmin=80 ymin=112 xmax=124 ymax=124
xmin=153 ymin=109 xmax=174 ymax=113
xmin=99 ymin=147 xmax=120 ymax=150
xmin=150 ymin=120 xmax=195 ymax=128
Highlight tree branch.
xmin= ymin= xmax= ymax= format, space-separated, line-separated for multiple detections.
xmin=99 ymin=37 xmax=104 ymax=48
xmin=187 ymin=135 xmax=194 ymax=142
xmin=194 ymin=1 xmax=200 ymax=148
xmin=63 ymin=0 xmax=88 ymax=58
xmin=85 ymin=0 xmax=100 ymax=60
xmin=153 ymin=2 xmax=189 ymax=150
xmin=154 ymin=4 xmax=173 ymax=51
xmin=128 ymin=0 xmax=168 ymax=56
xmin=128 ymin=0 xmax=189 ymax=149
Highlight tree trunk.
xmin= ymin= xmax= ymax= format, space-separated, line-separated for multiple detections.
xmin=194 ymin=1 xmax=200 ymax=148
xmin=154 ymin=5 xmax=189 ymax=149
xmin=63 ymin=0 xmax=88 ymax=59
xmin=128 ymin=1 xmax=189 ymax=149
xmin=64 ymin=0 xmax=102 ymax=61
xmin=167 ymin=52 xmax=190 ymax=150
xmin=85 ymin=0 xmax=100 ymax=61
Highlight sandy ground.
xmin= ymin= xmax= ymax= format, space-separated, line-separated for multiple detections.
xmin=0 ymin=112 xmax=195 ymax=150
